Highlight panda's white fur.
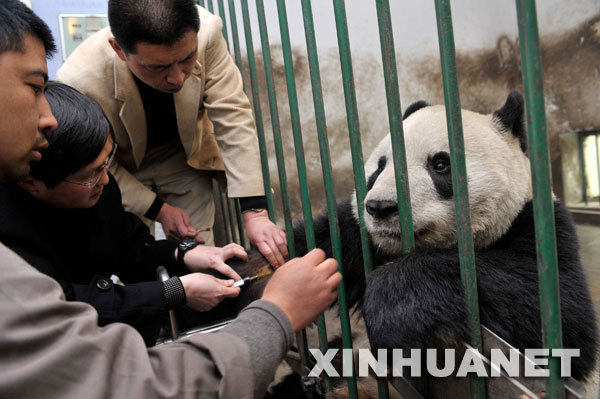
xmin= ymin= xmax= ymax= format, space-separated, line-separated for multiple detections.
xmin=356 ymin=105 xmax=532 ymax=255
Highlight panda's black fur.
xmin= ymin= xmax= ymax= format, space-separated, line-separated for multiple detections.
xmin=363 ymin=199 xmax=596 ymax=380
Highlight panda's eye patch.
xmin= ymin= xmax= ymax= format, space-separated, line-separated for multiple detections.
xmin=367 ymin=156 xmax=387 ymax=191
xmin=427 ymin=152 xmax=453 ymax=200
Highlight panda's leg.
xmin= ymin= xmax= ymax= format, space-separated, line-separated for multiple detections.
xmin=363 ymin=251 xmax=471 ymax=352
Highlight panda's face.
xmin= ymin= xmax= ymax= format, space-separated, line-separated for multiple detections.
xmin=356 ymin=94 xmax=532 ymax=255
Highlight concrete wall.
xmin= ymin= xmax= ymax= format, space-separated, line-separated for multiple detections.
xmin=228 ymin=1 xmax=600 ymax=217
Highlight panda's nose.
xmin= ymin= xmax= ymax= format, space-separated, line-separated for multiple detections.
xmin=365 ymin=200 xmax=398 ymax=219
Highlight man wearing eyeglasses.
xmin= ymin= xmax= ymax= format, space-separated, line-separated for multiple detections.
xmin=0 ymin=81 xmax=250 ymax=346
xmin=57 ymin=0 xmax=290 ymax=269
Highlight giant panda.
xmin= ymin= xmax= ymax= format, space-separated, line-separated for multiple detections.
xmin=238 ymin=91 xmax=598 ymax=397
xmin=359 ymin=91 xmax=597 ymax=384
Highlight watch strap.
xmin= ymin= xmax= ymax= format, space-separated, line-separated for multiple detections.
xmin=177 ymin=237 xmax=198 ymax=267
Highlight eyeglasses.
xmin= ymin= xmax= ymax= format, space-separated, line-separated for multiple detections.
xmin=63 ymin=143 xmax=117 ymax=189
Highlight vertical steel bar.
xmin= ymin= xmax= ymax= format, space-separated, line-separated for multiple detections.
xmin=373 ymin=2 xmax=414 ymax=396
xmin=253 ymin=0 xmax=296 ymax=256
xmin=299 ymin=0 xmax=361 ymax=396
xmin=234 ymin=199 xmax=247 ymax=248
xmin=434 ymin=1 xmax=485 ymax=398
xmin=222 ymin=1 xmax=247 ymax=240
xmin=274 ymin=0 xmax=338 ymax=394
xmin=516 ymin=1 xmax=565 ymax=397
xmin=206 ymin=0 xmax=214 ymax=13
xmin=217 ymin=0 xmax=230 ymax=50
xmin=331 ymin=0 xmax=375 ymax=277
xmin=374 ymin=0 xmax=415 ymax=253
xmin=197 ymin=0 xmax=206 ymax=8
xmin=274 ymin=0 xmax=314 ymax=253
xmin=240 ymin=0 xmax=276 ymax=221
xmin=250 ymin=1 xmax=314 ymax=394
xmin=227 ymin=0 xmax=245 ymax=88
xmin=219 ymin=190 xmax=232 ymax=243
xmin=227 ymin=198 xmax=239 ymax=244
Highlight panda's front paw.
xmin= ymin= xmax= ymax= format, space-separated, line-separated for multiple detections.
xmin=363 ymin=253 xmax=471 ymax=351
xmin=363 ymin=261 xmax=430 ymax=350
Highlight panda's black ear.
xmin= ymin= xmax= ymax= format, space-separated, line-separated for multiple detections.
xmin=403 ymin=100 xmax=429 ymax=120
xmin=493 ymin=90 xmax=527 ymax=152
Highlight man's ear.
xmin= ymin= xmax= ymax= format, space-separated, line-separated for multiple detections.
xmin=108 ymin=37 xmax=128 ymax=62
xmin=16 ymin=177 xmax=40 ymax=193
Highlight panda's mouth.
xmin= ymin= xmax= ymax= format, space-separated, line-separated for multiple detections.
xmin=375 ymin=229 xmax=402 ymax=238
xmin=372 ymin=228 xmax=429 ymax=241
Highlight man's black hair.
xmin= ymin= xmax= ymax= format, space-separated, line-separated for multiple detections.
xmin=108 ymin=0 xmax=200 ymax=54
xmin=0 ymin=0 xmax=56 ymax=57
xmin=31 ymin=81 xmax=111 ymax=188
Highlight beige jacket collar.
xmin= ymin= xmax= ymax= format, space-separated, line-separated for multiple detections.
xmin=113 ymin=55 xmax=204 ymax=166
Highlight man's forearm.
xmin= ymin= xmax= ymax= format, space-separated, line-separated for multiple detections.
xmin=221 ymin=300 xmax=294 ymax=398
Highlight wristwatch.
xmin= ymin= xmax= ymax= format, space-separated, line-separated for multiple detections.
xmin=177 ymin=237 xmax=198 ymax=267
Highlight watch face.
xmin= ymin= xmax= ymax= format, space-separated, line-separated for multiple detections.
xmin=180 ymin=237 xmax=196 ymax=250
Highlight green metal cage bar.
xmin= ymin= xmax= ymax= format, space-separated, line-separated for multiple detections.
xmin=254 ymin=0 xmax=333 ymax=392
xmin=234 ymin=199 xmax=247 ymax=248
xmin=516 ymin=1 xmax=565 ymax=397
xmin=298 ymin=0 xmax=361 ymax=397
xmin=434 ymin=1 xmax=486 ymax=398
xmin=197 ymin=0 xmax=206 ymax=9
xmin=331 ymin=0 xmax=375 ymax=277
xmin=328 ymin=10 xmax=385 ymax=392
xmin=374 ymin=0 xmax=415 ymax=255
xmin=274 ymin=0 xmax=341 ymax=394
xmin=273 ymin=0 xmax=315 ymax=258
xmin=217 ymin=0 xmax=230 ymax=50
xmin=330 ymin=5 xmax=392 ymax=398
xmin=218 ymin=190 xmax=232 ymax=243
xmin=227 ymin=0 xmax=245 ymax=89
xmin=373 ymin=1 xmax=415 ymax=396
xmin=239 ymin=0 xmax=276 ymax=222
xmin=253 ymin=0 xmax=296 ymax=253
xmin=206 ymin=0 xmax=214 ymax=14
xmin=227 ymin=198 xmax=239 ymax=244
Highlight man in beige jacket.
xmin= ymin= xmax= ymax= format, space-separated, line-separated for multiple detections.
xmin=57 ymin=0 xmax=288 ymax=267
xmin=0 ymin=2 xmax=341 ymax=397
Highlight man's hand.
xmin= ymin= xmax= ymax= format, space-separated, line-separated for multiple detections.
xmin=261 ymin=249 xmax=341 ymax=332
xmin=156 ymin=202 xmax=197 ymax=241
xmin=244 ymin=210 xmax=288 ymax=268
xmin=182 ymin=243 xmax=247 ymax=281
xmin=179 ymin=273 xmax=241 ymax=312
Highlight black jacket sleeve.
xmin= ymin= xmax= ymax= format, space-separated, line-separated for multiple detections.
xmin=102 ymin=175 xmax=189 ymax=282
xmin=70 ymin=277 xmax=167 ymax=347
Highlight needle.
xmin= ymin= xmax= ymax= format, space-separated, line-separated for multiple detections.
xmin=232 ymin=275 xmax=259 ymax=288
xmin=231 ymin=267 xmax=273 ymax=288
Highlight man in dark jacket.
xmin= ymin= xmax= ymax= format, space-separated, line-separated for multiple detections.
xmin=0 ymin=81 xmax=250 ymax=346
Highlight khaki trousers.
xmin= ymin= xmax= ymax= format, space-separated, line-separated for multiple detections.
xmin=133 ymin=142 xmax=215 ymax=245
